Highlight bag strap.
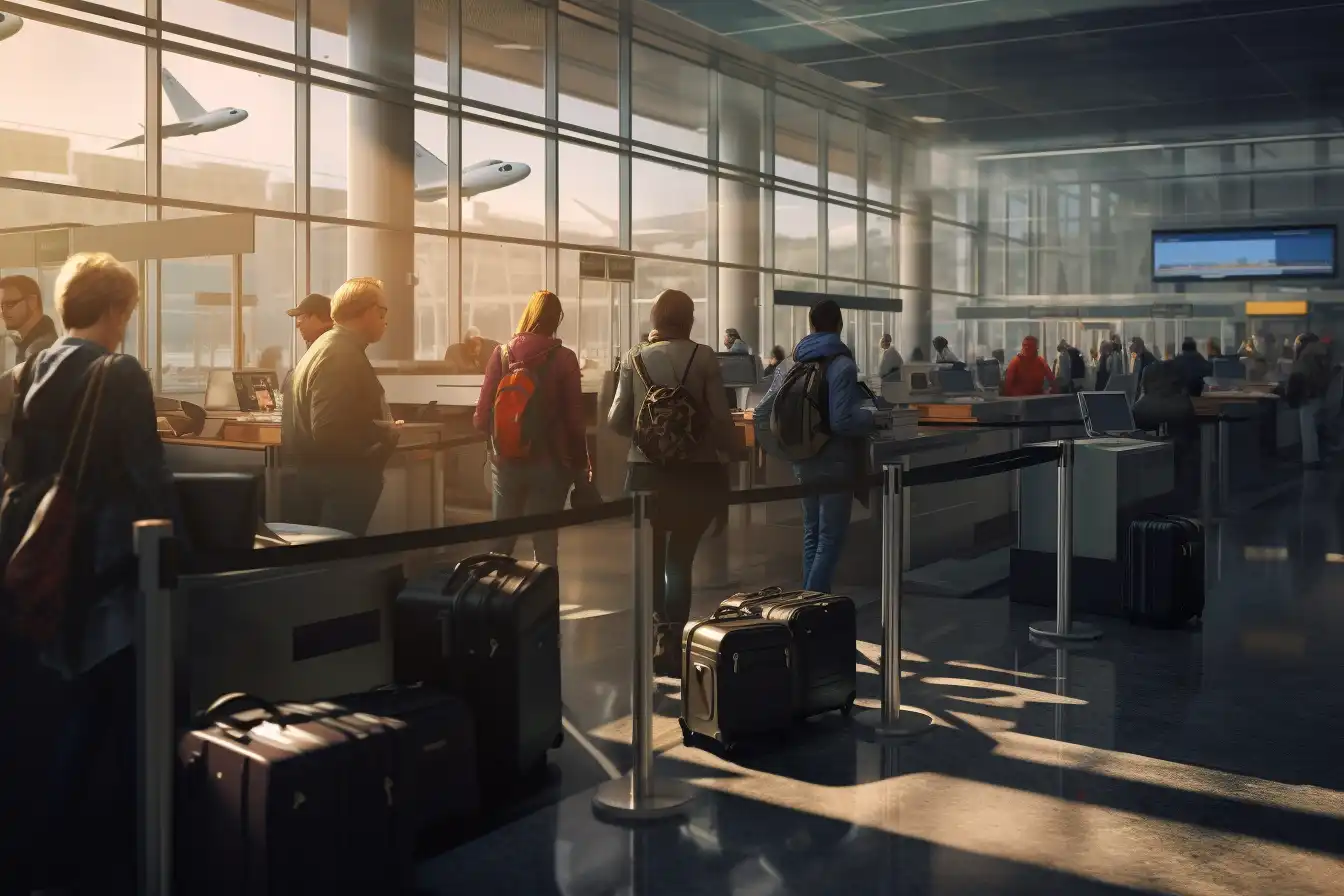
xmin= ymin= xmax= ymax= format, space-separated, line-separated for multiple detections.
xmin=678 ymin=344 xmax=700 ymax=386
xmin=631 ymin=349 xmax=655 ymax=392
xmin=59 ymin=354 xmax=113 ymax=491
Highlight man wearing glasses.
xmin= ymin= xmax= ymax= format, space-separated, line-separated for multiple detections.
xmin=1 ymin=274 xmax=59 ymax=363
xmin=286 ymin=276 xmax=397 ymax=535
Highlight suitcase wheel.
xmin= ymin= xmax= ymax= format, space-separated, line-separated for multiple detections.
xmin=840 ymin=693 xmax=856 ymax=718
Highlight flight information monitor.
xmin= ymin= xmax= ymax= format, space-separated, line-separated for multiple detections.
xmin=1078 ymin=391 xmax=1136 ymax=437
xmin=1152 ymin=226 xmax=1337 ymax=282
xmin=232 ymin=369 xmax=280 ymax=413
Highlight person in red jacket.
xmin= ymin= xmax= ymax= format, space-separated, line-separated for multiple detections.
xmin=1001 ymin=335 xmax=1056 ymax=397
xmin=473 ymin=290 xmax=590 ymax=566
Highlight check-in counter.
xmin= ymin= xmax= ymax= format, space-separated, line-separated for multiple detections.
xmin=162 ymin=421 xmax=469 ymax=534
xmin=1011 ymin=437 xmax=1176 ymax=617
xmin=1196 ymin=389 xmax=1291 ymax=481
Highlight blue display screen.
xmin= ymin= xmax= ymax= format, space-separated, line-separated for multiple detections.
xmin=1152 ymin=226 xmax=1336 ymax=282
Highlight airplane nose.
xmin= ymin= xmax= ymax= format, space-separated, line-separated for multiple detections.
xmin=513 ymin=163 xmax=531 ymax=178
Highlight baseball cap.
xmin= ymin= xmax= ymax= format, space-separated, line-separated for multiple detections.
xmin=287 ymin=293 xmax=331 ymax=319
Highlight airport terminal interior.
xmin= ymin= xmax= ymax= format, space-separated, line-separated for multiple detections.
xmin=3 ymin=0 xmax=1344 ymax=893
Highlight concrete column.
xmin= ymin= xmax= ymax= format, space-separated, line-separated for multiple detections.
xmin=899 ymin=191 xmax=933 ymax=359
xmin=348 ymin=0 xmax=415 ymax=360
xmin=718 ymin=85 xmax=762 ymax=353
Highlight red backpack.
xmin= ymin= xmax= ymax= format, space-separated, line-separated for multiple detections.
xmin=491 ymin=345 xmax=554 ymax=459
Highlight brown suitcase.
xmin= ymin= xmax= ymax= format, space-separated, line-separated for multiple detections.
xmin=177 ymin=693 xmax=410 ymax=895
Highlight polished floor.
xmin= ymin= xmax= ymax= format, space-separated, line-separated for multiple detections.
xmin=418 ymin=471 xmax=1344 ymax=895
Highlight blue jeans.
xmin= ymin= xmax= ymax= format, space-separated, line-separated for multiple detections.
xmin=793 ymin=458 xmax=854 ymax=593
xmin=491 ymin=459 xmax=573 ymax=567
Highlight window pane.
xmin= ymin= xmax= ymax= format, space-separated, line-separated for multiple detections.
xmin=632 ymin=44 xmax=707 ymax=159
xmin=0 ymin=23 xmax=145 ymax=195
xmin=866 ymin=129 xmax=893 ymax=207
xmin=161 ymin=53 xmax=295 ymax=213
xmin=560 ymin=143 xmax=620 ymax=247
xmin=828 ymin=115 xmax=859 ymax=197
xmin=161 ymin=252 xmax=237 ymax=398
xmin=462 ymin=239 xmax=545 ymax=345
xmin=776 ymin=194 xmax=819 ymax=274
xmin=828 ymin=203 xmax=858 ymax=280
xmin=164 ymin=0 xmax=294 ymax=53
xmin=462 ymin=121 xmax=545 ymax=238
xmin=242 ymin=217 xmax=296 ymax=376
xmin=775 ymin=96 xmax=818 ymax=186
xmin=462 ymin=0 xmax=545 ymax=119
xmin=631 ymin=160 xmax=707 ymax=258
xmin=560 ymin=16 xmax=618 ymax=138
xmin=867 ymin=213 xmax=894 ymax=283
xmin=415 ymin=234 xmax=452 ymax=360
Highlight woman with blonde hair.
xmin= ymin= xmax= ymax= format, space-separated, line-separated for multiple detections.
xmin=473 ymin=289 xmax=589 ymax=566
xmin=2 ymin=252 xmax=178 ymax=893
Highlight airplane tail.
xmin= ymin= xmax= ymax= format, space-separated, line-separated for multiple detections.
xmin=162 ymin=69 xmax=207 ymax=122
xmin=413 ymin=141 xmax=448 ymax=186
xmin=573 ymin=199 xmax=618 ymax=236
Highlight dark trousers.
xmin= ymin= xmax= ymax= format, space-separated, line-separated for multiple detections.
xmin=7 ymin=648 xmax=138 ymax=895
xmin=291 ymin=466 xmax=385 ymax=536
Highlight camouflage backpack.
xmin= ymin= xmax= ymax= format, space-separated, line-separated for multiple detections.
xmin=631 ymin=345 xmax=702 ymax=465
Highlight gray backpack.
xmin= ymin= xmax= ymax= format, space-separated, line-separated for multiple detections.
xmin=769 ymin=358 xmax=831 ymax=461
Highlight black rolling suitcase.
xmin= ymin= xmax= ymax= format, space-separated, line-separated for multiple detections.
xmin=394 ymin=553 xmax=562 ymax=782
xmin=335 ymin=684 xmax=481 ymax=835
xmin=679 ymin=610 xmax=795 ymax=753
xmin=1123 ymin=515 xmax=1205 ymax=627
xmin=177 ymin=693 xmax=412 ymax=895
xmin=719 ymin=587 xmax=857 ymax=719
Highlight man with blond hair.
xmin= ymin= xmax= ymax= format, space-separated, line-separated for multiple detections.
xmin=285 ymin=276 xmax=396 ymax=534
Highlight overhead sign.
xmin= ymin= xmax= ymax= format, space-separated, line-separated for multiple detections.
xmin=1245 ymin=300 xmax=1309 ymax=316
xmin=1150 ymin=303 xmax=1194 ymax=319
xmin=774 ymin=289 xmax=903 ymax=313
xmin=1026 ymin=306 xmax=1082 ymax=319
xmin=578 ymin=251 xmax=635 ymax=282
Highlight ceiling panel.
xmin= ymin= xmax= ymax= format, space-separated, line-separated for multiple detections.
xmin=644 ymin=0 xmax=1344 ymax=149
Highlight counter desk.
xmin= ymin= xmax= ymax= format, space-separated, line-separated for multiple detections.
xmin=162 ymin=422 xmax=483 ymax=534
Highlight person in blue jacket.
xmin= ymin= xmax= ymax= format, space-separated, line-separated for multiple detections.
xmin=756 ymin=299 xmax=875 ymax=592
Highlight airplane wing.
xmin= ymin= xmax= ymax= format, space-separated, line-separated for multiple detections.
xmin=414 ymin=142 xmax=449 ymax=187
xmin=109 ymin=133 xmax=146 ymax=150
xmin=162 ymin=69 xmax=206 ymax=122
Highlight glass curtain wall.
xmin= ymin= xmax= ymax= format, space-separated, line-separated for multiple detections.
xmin=0 ymin=0 xmax=924 ymax=388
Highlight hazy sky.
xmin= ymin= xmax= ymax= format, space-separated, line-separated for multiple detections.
xmin=0 ymin=0 xmax=743 ymax=236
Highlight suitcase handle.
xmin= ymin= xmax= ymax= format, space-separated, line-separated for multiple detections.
xmin=711 ymin=605 xmax=753 ymax=620
xmin=197 ymin=692 xmax=287 ymax=735
xmin=451 ymin=552 xmax=515 ymax=577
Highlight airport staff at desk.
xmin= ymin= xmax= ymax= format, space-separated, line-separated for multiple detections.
xmin=286 ymin=276 xmax=399 ymax=536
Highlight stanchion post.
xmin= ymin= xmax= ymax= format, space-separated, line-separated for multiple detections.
xmin=1217 ymin=417 xmax=1231 ymax=514
xmin=859 ymin=463 xmax=934 ymax=739
xmin=263 ymin=444 xmax=282 ymax=522
xmin=593 ymin=492 xmax=694 ymax=822
xmin=135 ymin=520 xmax=174 ymax=896
xmin=1030 ymin=441 xmax=1101 ymax=642
xmin=1200 ymin=421 xmax=1215 ymax=525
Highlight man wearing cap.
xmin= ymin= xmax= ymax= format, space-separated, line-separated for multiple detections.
xmin=281 ymin=292 xmax=333 ymax=522
xmin=724 ymin=327 xmax=751 ymax=355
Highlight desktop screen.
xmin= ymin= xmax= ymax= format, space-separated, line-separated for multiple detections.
xmin=1079 ymin=391 xmax=1135 ymax=434
xmin=936 ymin=368 xmax=977 ymax=393
xmin=1152 ymin=226 xmax=1337 ymax=282
xmin=716 ymin=353 xmax=760 ymax=387
xmin=975 ymin=359 xmax=1001 ymax=389
xmin=232 ymin=370 xmax=280 ymax=413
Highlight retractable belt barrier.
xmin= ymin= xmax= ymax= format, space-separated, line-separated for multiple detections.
xmin=134 ymin=438 xmax=1076 ymax=882
xmin=169 ymin=444 xmax=1067 ymax=579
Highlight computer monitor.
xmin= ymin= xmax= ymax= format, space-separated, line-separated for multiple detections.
xmin=204 ymin=370 xmax=239 ymax=411
xmin=935 ymin=367 xmax=977 ymax=393
xmin=232 ymin=369 xmax=281 ymax=413
xmin=1077 ymin=391 xmax=1137 ymax=437
xmin=1212 ymin=358 xmax=1247 ymax=380
xmin=715 ymin=352 xmax=761 ymax=387
xmin=975 ymin=359 xmax=1002 ymax=390
xmin=174 ymin=472 xmax=260 ymax=552
xmin=908 ymin=371 xmax=931 ymax=391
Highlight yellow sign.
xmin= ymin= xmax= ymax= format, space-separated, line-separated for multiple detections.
xmin=1245 ymin=300 xmax=1308 ymax=316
